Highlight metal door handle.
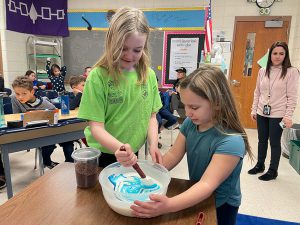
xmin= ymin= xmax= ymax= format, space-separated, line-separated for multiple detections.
xmin=231 ymin=80 xmax=240 ymax=86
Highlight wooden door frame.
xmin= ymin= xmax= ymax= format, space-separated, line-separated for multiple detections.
xmin=229 ymin=16 xmax=292 ymax=80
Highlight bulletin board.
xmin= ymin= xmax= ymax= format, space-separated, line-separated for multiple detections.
xmin=162 ymin=31 xmax=205 ymax=87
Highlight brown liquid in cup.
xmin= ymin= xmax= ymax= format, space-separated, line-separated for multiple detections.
xmin=75 ymin=162 xmax=98 ymax=188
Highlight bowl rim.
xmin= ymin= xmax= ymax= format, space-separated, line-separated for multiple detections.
xmin=99 ymin=159 xmax=171 ymax=197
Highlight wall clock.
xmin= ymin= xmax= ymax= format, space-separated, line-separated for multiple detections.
xmin=247 ymin=0 xmax=281 ymax=15
xmin=256 ymin=0 xmax=275 ymax=8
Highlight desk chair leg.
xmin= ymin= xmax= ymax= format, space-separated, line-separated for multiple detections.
xmin=37 ymin=148 xmax=44 ymax=176
xmin=34 ymin=148 xmax=37 ymax=170
xmin=171 ymin=126 xmax=173 ymax=147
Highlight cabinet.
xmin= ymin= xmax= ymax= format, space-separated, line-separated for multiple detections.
xmin=26 ymin=36 xmax=63 ymax=82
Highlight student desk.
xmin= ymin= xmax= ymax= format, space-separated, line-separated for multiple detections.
xmin=0 ymin=163 xmax=217 ymax=225
xmin=0 ymin=109 xmax=87 ymax=199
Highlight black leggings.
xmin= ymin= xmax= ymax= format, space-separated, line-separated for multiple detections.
xmin=257 ymin=114 xmax=283 ymax=171
xmin=217 ymin=203 xmax=239 ymax=225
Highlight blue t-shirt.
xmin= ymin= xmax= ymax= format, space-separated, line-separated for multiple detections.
xmin=181 ymin=118 xmax=245 ymax=208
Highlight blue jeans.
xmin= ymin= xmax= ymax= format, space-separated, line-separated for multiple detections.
xmin=217 ymin=203 xmax=239 ymax=225
xmin=41 ymin=141 xmax=74 ymax=166
xmin=157 ymin=108 xmax=177 ymax=131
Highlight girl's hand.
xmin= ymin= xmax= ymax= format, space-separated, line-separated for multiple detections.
xmin=282 ymin=117 xmax=293 ymax=128
xmin=251 ymin=114 xmax=257 ymax=121
xmin=114 ymin=144 xmax=137 ymax=167
xmin=149 ymin=145 xmax=162 ymax=164
xmin=131 ymin=194 xmax=171 ymax=218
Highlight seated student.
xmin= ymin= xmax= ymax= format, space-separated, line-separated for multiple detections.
xmin=157 ymin=91 xmax=178 ymax=132
xmin=82 ymin=66 xmax=92 ymax=78
xmin=169 ymin=67 xmax=187 ymax=118
xmin=11 ymin=76 xmax=74 ymax=169
xmin=25 ymin=70 xmax=46 ymax=91
xmin=69 ymin=75 xmax=86 ymax=110
xmin=69 ymin=75 xmax=88 ymax=147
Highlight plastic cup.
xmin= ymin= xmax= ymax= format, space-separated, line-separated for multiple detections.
xmin=71 ymin=147 xmax=101 ymax=188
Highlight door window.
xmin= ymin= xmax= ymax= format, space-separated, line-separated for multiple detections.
xmin=243 ymin=33 xmax=256 ymax=77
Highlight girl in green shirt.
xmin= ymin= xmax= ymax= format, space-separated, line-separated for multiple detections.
xmin=78 ymin=7 xmax=162 ymax=168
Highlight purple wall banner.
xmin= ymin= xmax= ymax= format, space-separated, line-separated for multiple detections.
xmin=6 ymin=0 xmax=69 ymax=37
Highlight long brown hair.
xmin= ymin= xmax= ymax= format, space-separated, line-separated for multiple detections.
xmin=180 ymin=65 xmax=252 ymax=158
xmin=265 ymin=41 xmax=291 ymax=79
xmin=94 ymin=7 xmax=150 ymax=84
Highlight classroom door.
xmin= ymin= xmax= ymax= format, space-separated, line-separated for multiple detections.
xmin=230 ymin=18 xmax=290 ymax=128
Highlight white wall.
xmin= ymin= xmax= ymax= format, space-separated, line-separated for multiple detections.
xmin=0 ymin=0 xmax=29 ymax=88
xmin=1 ymin=0 xmax=300 ymax=121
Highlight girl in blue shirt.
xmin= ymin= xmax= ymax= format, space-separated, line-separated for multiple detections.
xmin=116 ymin=65 xmax=253 ymax=225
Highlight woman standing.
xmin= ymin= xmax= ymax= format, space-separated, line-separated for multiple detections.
xmin=249 ymin=41 xmax=299 ymax=181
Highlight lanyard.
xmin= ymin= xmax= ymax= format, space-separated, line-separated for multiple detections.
xmin=267 ymin=69 xmax=281 ymax=105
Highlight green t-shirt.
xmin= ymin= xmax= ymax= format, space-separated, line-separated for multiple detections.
xmin=78 ymin=67 xmax=162 ymax=154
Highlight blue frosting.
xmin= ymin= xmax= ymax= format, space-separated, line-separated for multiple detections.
xmin=108 ymin=173 xmax=160 ymax=202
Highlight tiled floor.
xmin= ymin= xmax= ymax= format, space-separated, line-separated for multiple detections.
xmin=0 ymin=128 xmax=299 ymax=223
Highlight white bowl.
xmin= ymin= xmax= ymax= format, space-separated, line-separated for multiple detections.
xmin=99 ymin=160 xmax=171 ymax=217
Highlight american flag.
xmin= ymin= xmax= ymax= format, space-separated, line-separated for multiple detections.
xmin=204 ymin=0 xmax=212 ymax=54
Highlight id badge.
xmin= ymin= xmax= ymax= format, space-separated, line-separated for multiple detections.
xmin=263 ymin=105 xmax=271 ymax=115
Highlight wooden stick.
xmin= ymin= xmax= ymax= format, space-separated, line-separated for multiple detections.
xmin=120 ymin=146 xmax=146 ymax=178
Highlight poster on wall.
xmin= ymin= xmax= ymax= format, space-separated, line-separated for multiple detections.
xmin=5 ymin=0 xmax=69 ymax=36
xmin=162 ymin=31 xmax=205 ymax=87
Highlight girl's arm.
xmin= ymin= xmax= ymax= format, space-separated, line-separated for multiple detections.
xmin=90 ymin=121 xmax=137 ymax=166
xmin=162 ymin=132 xmax=186 ymax=170
xmin=90 ymin=121 xmax=125 ymax=152
xmin=166 ymin=154 xmax=240 ymax=212
xmin=60 ymin=66 xmax=67 ymax=77
xmin=283 ymin=68 xmax=300 ymax=128
xmin=147 ymin=112 xmax=162 ymax=164
xmin=131 ymin=154 xmax=240 ymax=218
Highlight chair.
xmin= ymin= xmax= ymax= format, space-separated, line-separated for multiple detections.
xmin=4 ymin=103 xmax=13 ymax=114
xmin=3 ymin=88 xmax=12 ymax=96
xmin=45 ymin=90 xmax=58 ymax=100
xmin=3 ymin=96 xmax=11 ymax=105
xmin=46 ymin=82 xmax=53 ymax=90
xmin=35 ymin=90 xmax=46 ymax=97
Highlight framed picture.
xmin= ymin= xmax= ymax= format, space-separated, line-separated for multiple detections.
xmin=162 ymin=31 xmax=205 ymax=87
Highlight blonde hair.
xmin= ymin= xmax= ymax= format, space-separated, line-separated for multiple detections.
xmin=12 ymin=76 xmax=33 ymax=91
xmin=180 ymin=65 xmax=252 ymax=158
xmin=94 ymin=7 xmax=150 ymax=84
